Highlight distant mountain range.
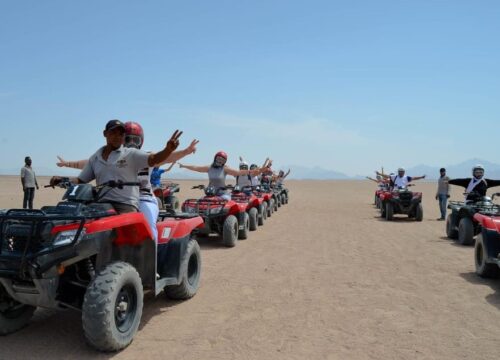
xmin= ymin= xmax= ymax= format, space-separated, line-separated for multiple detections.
xmin=2 ymin=158 xmax=499 ymax=180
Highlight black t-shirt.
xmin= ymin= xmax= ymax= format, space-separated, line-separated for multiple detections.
xmin=448 ymin=178 xmax=500 ymax=199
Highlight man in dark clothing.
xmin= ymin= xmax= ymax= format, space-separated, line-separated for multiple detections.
xmin=20 ymin=156 xmax=39 ymax=209
xmin=448 ymin=164 xmax=500 ymax=202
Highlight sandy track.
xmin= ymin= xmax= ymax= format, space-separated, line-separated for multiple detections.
xmin=0 ymin=177 xmax=499 ymax=360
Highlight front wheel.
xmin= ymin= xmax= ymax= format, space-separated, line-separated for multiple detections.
xmin=415 ymin=203 xmax=423 ymax=222
xmin=238 ymin=212 xmax=250 ymax=240
xmin=258 ymin=203 xmax=266 ymax=225
xmin=249 ymin=207 xmax=258 ymax=231
xmin=385 ymin=202 xmax=393 ymax=221
xmin=446 ymin=215 xmax=458 ymax=239
xmin=267 ymin=199 xmax=274 ymax=217
xmin=164 ymin=239 xmax=201 ymax=299
xmin=222 ymin=215 xmax=238 ymax=247
xmin=82 ymin=262 xmax=143 ymax=352
xmin=458 ymin=217 xmax=474 ymax=245
xmin=475 ymin=234 xmax=500 ymax=278
xmin=0 ymin=286 xmax=35 ymax=335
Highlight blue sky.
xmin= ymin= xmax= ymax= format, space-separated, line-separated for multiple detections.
xmin=1 ymin=0 xmax=499 ymax=176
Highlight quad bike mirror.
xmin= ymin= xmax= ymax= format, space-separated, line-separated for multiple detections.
xmin=491 ymin=192 xmax=500 ymax=200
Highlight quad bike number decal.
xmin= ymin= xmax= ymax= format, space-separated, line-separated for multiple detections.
xmin=161 ymin=227 xmax=171 ymax=239
xmin=69 ymin=185 xmax=80 ymax=197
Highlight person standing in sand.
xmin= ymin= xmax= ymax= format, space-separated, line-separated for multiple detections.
xmin=20 ymin=156 xmax=39 ymax=209
xmin=435 ymin=167 xmax=450 ymax=221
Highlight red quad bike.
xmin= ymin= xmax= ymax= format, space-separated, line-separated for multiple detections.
xmin=271 ymin=183 xmax=289 ymax=208
xmin=253 ymin=185 xmax=275 ymax=219
xmin=374 ymin=183 xmax=390 ymax=209
xmin=472 ymin=194 xmax=500 ymax=277
xmin=231 ymin=186 xmax=266 ymax=229
xmin=260 ymin=183 xmax=279 ymax=214
xmin=153 ymin=182 xmax=180 ymax=211
xmin=0 ymin=179 xmax=203 ymax=352
xmin=446 ymin=192 xmax=500 ymax=246
xmin=380 ymin=185 xmax=423 ymax=221
xmin=182 ymin=185 xmax=250 ymax=247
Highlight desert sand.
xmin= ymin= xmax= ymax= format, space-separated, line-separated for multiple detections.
xmin=0 ymin=176 xmax=499 ymax=360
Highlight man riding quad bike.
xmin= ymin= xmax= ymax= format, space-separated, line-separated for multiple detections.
xmin=379 ymin=185 xmax=424 ymax=221
xmin=182 ymin=185 xmax=250 ymax=247
xmin=0 ymin=179 xmax=203 ymax=352
xmin=446 ymin=165 xmax=500 ymax=245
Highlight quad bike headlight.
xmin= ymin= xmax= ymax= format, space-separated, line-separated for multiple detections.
xmin=53 ymin=228 xmax=86 ymax=247
xmin=208 ymin=207 xmax=223 ymax=215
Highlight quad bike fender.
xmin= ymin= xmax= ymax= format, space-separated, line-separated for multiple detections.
xmin=156 ymin=235 xmax=192 ymax=286
xmin=478 ymin=227 xmax=500 ymax=261
xmin=156 ymin=217 xmax=204 ymax=245
xmin=84 ymin=213 xmax=154 ymax=247
xmin=227 ymin=203 xmax=245 ymax=217
xmin=474 ymin=214 xmax=500 ymax=232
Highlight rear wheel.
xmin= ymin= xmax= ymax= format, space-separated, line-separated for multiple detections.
xmin=446 ymin=215 xmax=458 ymax=239
xmin=458 ymin=217 xmax=474 ymax=245
xmin=164 ymin=239 xmax=201 ymax=299
xmin=475 ymin=234 xmax=500 ymax=278
xmin=238 ymin=212 xmax=250 ymax=239
xmin=82 ymin=262 xmax=143 ymax=352
xmin=380 ymin=202 xmax=386 ymax=218
xmin=385 ymin=202 xmax=393 ymax=221
xmin=0 ymin=286 xmax=35 ymax=335
xmin=165 ymin=196 xmax=180 ymax=211
xmin=249 ymin=207 xmax=258 ymax=231
xmin=415 ymin=203 xmax=423 ymax=222
xmin=222 ymin=215 xmax=238 ymax=247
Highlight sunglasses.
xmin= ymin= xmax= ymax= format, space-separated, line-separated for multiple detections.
xmin=125 ymin=135 xmax=142 ymax=147
xmin=240 ymin=165 xmax=249 ymax=170
xmin=214 ymin=156 xmax=226 ymax=166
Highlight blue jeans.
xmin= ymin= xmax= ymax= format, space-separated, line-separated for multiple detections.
xmin=438 ymin=194 xmax=448 ymax=219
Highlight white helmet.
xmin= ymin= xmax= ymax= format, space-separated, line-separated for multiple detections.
xmin=239 ymin=160 xmax=249 ymax=170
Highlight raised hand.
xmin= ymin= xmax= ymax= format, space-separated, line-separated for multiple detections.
xmin=187 ymin=139 xmax=199 ymax=154
xmin=56 ymin=155 xmax=66 ymax=167
xmin=166 ymin=130 xmax=182 ymax=153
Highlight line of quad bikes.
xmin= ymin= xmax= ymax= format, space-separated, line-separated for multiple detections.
xmin=374 ymin=183 xmax=500 ymax=280
xmin=0 ymin=179 xmax=289 ymax=351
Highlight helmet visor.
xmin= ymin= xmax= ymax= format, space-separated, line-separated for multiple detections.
xmin=214 ymin=156 xmax=226 ymax=167
xmin=125 ymin=135 xmax=142 ymax=148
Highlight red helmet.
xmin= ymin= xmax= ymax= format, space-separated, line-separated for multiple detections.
xmin=215 ymin=151 xmax=227 ymax=160
xmin=213 ymin=151 xmax=228 ymax=168
xmin=124 ymin=121 xmax=144 ymax=149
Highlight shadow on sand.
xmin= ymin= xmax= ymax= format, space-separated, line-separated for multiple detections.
xmin=460 ymin=271 xmax=500 ymax=311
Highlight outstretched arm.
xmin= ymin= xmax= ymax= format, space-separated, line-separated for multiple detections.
xmin=178 ymin=163 xmax=210 ymax=173
xmin=283 ymin=169 xmax=291 ymax=179
xmin=376 ymin=171 xmax=390 ymax=179
xmin=164 ymin=162 xmax=176 ymax=172
xmin=56 ymin=156 xmax=88 ymax=170
xmin=366 ymin=176 xmax=378 ymax=183
xmin=159 ymin=139 xmax=199 ymax=164
xmin=412 ymin=175 xmax=426 ymax=181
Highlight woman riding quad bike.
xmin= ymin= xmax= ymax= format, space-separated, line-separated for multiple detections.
xmin=178 ymin=152 xmax=269 ymax=200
